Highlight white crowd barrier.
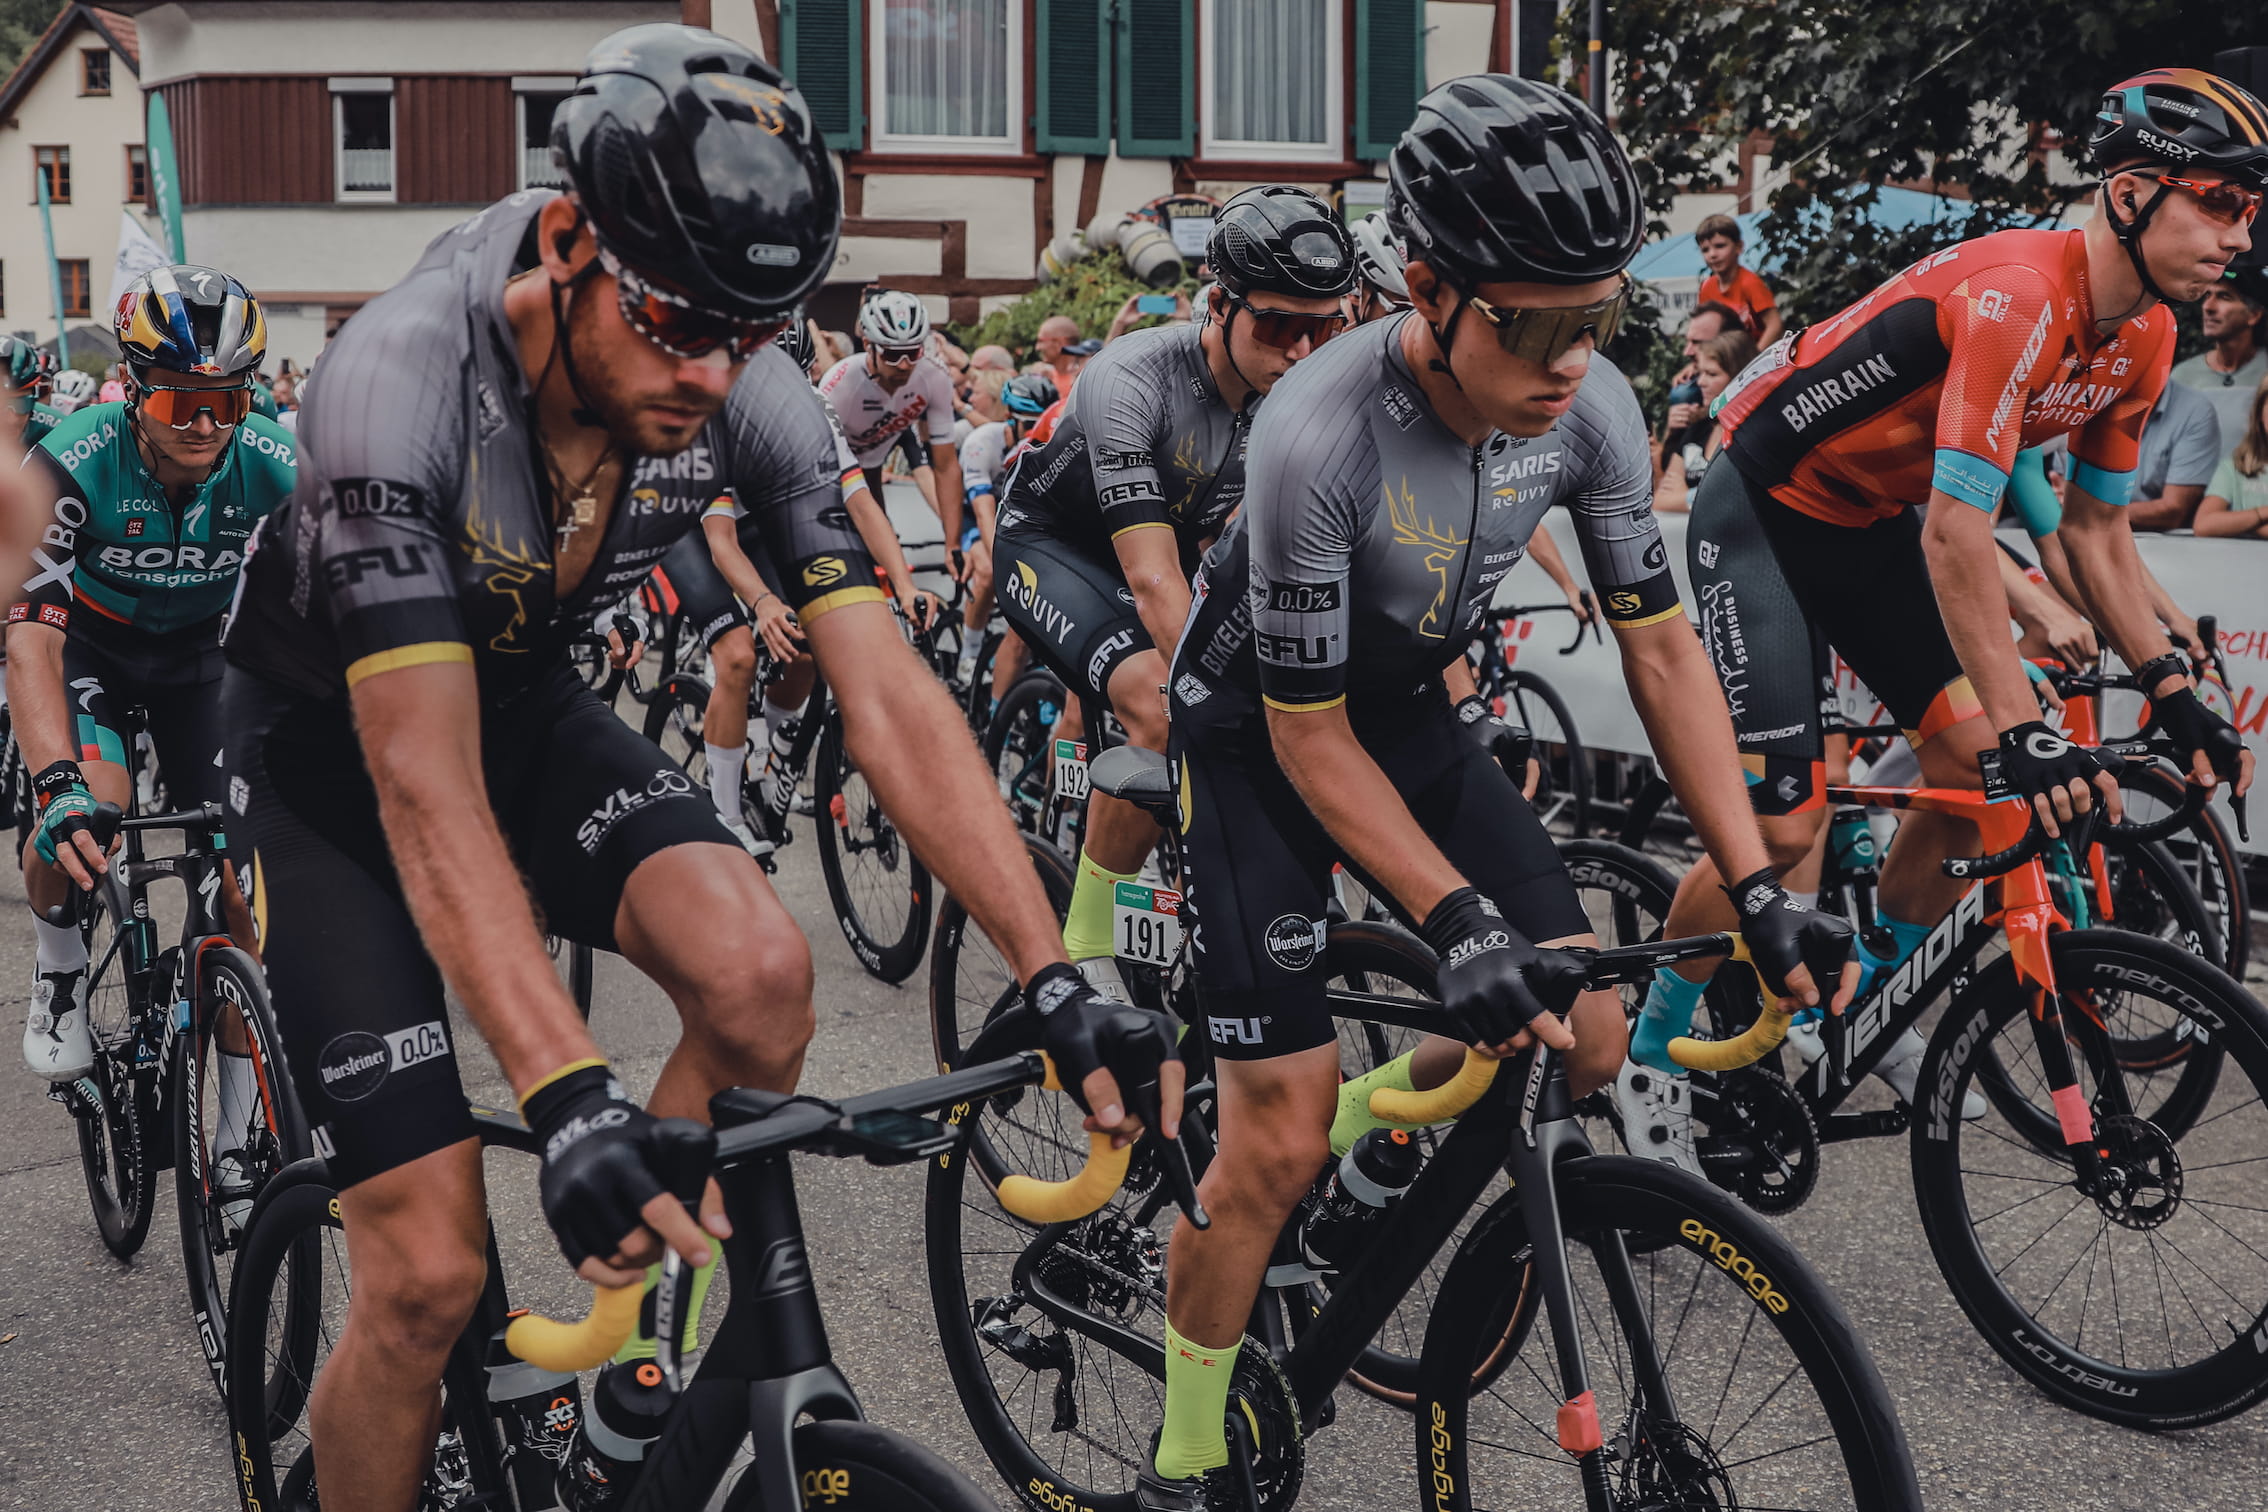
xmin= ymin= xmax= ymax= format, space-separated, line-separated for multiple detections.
xmin=1495 ymin=513 xmax=2268 ymax=856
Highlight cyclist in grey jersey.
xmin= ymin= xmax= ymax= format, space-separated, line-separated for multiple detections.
xmin=1141 ymin=78 xmax=1854 ymax=1508
xmin=992 ymin=187 xmax=1357 ymax=1010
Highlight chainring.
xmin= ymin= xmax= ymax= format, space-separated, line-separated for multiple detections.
xmin=1696 ymin=1064 xmax=1820 ymax=1215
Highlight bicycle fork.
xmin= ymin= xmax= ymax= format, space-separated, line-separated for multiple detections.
xmin=2006 ymin=904 xmax=2126 ymax=1193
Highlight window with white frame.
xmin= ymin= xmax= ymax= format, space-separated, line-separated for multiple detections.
xmin=1203 ymin=0 xmax=1342 ymax=161
xmin=331 ymin=79 xmax=395 ymax=201
xmin=873 ymin=0 xmax=1020 ymax=154
xmin=514 ymin=78 xmax=573 ymax=190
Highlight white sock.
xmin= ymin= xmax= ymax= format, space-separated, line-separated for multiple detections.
xmin=33 ymin=914 xmax=88 ymax=975
xmin=216 ymin=1049 xmax=260 ymax=1145
xmin=764 ymin=693 xmax=808 ymax=727
xmin=1786 ymin=889 xmax=1819 ymax=910
xmin=705 ymin=742 xmax=747 ymax=820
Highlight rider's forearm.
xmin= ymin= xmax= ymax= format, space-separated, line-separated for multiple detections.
xmin=1525 ymin=526 xmax=1581 ymax=601
xmin=702 ymin=517 xmax=775 ymax=610
xmin=4 ymin=624 xmax=79 ymax=772
xmin=353 ymin=662 xmax=600 ymax=1095
xmin=2057 ymin=490 xmax=2181 ymax=693
xmin=1269 ymin=705 xmax=1464 ymax=922
xmin=1617 ymin=619 xmax=1772 ymax=882
xmin=1116 ymin=532 xmax=1193 ymax=660
xmin=932 ymin=443 xmax=965 ymax=549
xmin=810 ymin=602 xmax=1066 ymax=980
xmin=1921 ymin=494 xmax=2038 ymax=731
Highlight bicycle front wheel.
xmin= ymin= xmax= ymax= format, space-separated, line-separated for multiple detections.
xmin=1419 ymin=1155 xmax=1920 ymax=1512
xmin=716 ymin=1421 xmax=1006 ymax=1512
xmin=175 ymin=946 xmax=306 ymax=1398
xmin=815 ymin=705 xmax=932 ymax=983
xmin=73 ymin=874 xmax=156 ymax=1259
xmin=1911 ymin=929 xmax=2268 ymax=1427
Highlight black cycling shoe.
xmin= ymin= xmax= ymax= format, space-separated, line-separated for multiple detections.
xmin=1134 ymin=1464 xmax=1209 ymax=1512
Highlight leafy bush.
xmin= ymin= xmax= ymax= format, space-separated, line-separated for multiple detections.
xmin=950 ymin=252 xmax=1199 ymax=358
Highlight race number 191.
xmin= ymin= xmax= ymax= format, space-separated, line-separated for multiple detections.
xmin=1113 ymin=881 xmax=1184 ymax=967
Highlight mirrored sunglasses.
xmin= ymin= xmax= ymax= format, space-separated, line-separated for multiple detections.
xmin=1226 ymin=293 xmax=1349 ymax=351
xmin=138 ymin=378 xmax=252 ymax=429
xmin=1462 ymin=276 xmax=1633 ymax=366
xmin=597 ymin=247 xmax=789 ymax=362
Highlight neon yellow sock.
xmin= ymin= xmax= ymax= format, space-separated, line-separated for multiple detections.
xmin=1154 ymin=1321 xmax=1239 ymax=1480
xmin=1329 ymin=1051 xmax=1437 ymax=1157
xmin=1062 ymin=848 xmax=1139 ymax=963
xmin=611 ymin=1254 xmax=718 ymax=1363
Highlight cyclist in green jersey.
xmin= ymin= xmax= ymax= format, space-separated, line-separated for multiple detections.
xmin=2 ymin=335 xmax=65 ymax=450
xmin=12 ymin=264 xmax=287 ymax=1080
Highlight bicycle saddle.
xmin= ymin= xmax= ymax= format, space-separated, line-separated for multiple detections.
xmin=1088 ymin=745 xmax=1174 ymax=810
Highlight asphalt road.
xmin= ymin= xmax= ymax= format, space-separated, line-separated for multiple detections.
xmin=2 ymin=487 xmax=2264 ymax=1508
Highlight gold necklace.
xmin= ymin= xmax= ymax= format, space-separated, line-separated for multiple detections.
xmin=540 ymin=435 xmax=616 ymax=545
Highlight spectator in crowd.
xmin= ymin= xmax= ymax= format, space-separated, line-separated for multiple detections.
xmin=1653 ymin=328 xmax=1757 ymax=513
xmin=1035 ymin=314 xmax=1082 ymax=381
xmin=98 ymin=362 xmax=127 ymax=404
xmin=1056 ymin=337 xmax=1102 ymax=395
xmin=1103 ymin=289 xmax=1195 ymax=344
xmin=1655 ymin=301 xmax=1744 ymax=475
xmin=2196 ymin=373 xmax=2268 ymax=538
xmin=1694 ymin=214 xmax=1784 ymax=346
xmin=2125 ymin=378 xmax=2221 ymax=531
xmin=822 ymin=329 xmax=855 ymax=368
xmin=956 ymin=369 xmax=1010 ymax=441
xmin=969 ymin=343 xmax=1017 ymax=376
xmin=272 ymin=373 xmax=298 ymax=411
xmin=2172 ymin=265 xmax=2267 ymax=463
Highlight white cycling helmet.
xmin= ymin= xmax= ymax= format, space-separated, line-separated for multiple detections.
xmin=49 ymin=369 xmax=98 ymax=412
xmin=857 ymin=289 xmax=931 ymax=350
xmin=1350 ymin=211 xmax=1408 ymax=304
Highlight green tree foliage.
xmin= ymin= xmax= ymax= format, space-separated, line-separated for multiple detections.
xmin=0 ymin=0 xmax=67 ymax=80
xmin=1597 ymin=2 xmax=2257 ymax=326
xmin=951 ymin=252 xmax=1198 ymax=358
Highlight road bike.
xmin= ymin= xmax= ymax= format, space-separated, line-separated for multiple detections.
xmin=1469 ymin=592 xmax=1598 ymax=837
xmin=927 ymin=744 xmax=1919 ymax=1511
xmin=40 ymin=787 xmax=304 ymax=1397
xmin=224 ymin=1048 xmax=1138 ymax=1511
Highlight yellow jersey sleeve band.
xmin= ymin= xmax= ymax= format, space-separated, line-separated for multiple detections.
xmin=1262 ymin=693 xmax=1347 ymax=714
xmin=1596 ymin=573 xmax=1684 ymax=628
xmin=343 ymin=641 xmax=476 ymax=689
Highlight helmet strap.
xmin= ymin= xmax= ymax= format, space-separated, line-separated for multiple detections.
xmin=2100 ymin=179 xmax=2174 ymax=324
xmin=1424 ymin=291 xmax=1471 ymax=392
xmin=545 ymin=267 xmax=607 ymax=430
xmin=1212 ymin=295 xmax=1264 ymax=410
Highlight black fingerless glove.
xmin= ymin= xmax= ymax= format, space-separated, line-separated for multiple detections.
xmin=523 ymin=1062 xmax=666 ymax=1268
xmin=2148 ymin=685 xmax=2246 ymax=788
xmin=1985 ymin=721 xmax=2116 ymax=810
xmin=1026 ymin=963 xmax=1179 ymax=1117
xmin=1723 ymin=868 xmax=1855 ymax=1001
xmin=1420 ymin=887 xmax=1553 ymax=1047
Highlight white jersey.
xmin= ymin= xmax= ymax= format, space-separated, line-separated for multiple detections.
xmin=961 ymin=420 xmax=1013 ymax=501
xmin=818 ymin=353 xmax=956 ymax=467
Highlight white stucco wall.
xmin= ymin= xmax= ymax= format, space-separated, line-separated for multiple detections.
xmin=860 ymin=173 xmax=1033 ymax=278
xmin=131 ymin=2 xmax=673 ymax=87
xmin=0 ymin=20 xmax=149 ymax=346
xmin=1424 ymin=2 xmax=1495 ymax=90
xmin=181 ymin=203 xmax=475 ymax=303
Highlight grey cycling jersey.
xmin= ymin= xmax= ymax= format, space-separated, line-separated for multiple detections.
xmin=1177 ymin=313 xmax=1678 ymax=713
xmin=224 ymin=189 xmax=879 ymax=707
xmin=998 ymin=322 xmax=1248 ymax=567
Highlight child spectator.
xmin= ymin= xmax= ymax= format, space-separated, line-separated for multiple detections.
xmin=1654 ymin=328 xmax=1757 ymax=513
xmin=1694 ymin=215 xmax=1783 ymax=346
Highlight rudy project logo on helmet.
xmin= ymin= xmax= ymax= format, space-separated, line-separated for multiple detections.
xmin=2137 ymin=129 xmax=2201 ymax=163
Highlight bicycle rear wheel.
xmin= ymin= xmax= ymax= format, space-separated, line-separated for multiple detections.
xmin=1499 ymin=669 xmax=1589 ymax=838
xmin=176 ymin=946 xmax=306 ymax=1398
xmin=815 ymin=704 xmax=932 ymax=983
xmin=1420 ymin=1156 xmax=1920 ymax=1512
xmin=226 ymin=1173 xmax=510 ymax=1510
xmin=983 ymin=670 xmax=1076 ymax=845
xmin=715 ymin=1421 xmax=1005 ymax=1512
xmin=72 ymin=874 xmax=156 ymax=1259
xmin=1912 ymin=929 xmax=2268 ymax=1427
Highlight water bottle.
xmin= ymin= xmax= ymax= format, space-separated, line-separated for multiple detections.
xmin=1828 ymin=805 xmax=1877 ymax=877
xmin=560 ymin=1359 xmax=675 ymax=1511
xmin=486 ymin=1329 xmax=582 ymax=1510
xmin=1293 ymin=1129 xmax=1423 ymax=1276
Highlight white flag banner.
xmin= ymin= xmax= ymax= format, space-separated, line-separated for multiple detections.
xmin=108 ymin=211 xmax=171 ymax=317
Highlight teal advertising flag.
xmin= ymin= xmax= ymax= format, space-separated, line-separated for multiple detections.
xmin=146 ymin=92 xmax=187 ymax=261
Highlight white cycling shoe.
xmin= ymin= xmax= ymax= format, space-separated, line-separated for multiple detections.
xmin=1785 ymin=1020 xmax=1985 ymax=1119
xmin=24 ymin=969 xmax=94 ymax=1081
xmin=721 ymin=814 xmax=775 ymax=862
xmin=1612 ymin=1058 xmax=1702 ymax=1177
xmin=1074 ymin=956 xmax=1134 ymax=1006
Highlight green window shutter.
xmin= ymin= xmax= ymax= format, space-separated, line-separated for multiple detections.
xmin=782 ymin=0 xmax=862 ymax=151
xmin=1355 ymin=0 xmax=1425 ymax=160
xmin=1037 ymin=0 xmax=1111 ymax=154
xmin=1115 ymin=0 xmax=1192 ymax=158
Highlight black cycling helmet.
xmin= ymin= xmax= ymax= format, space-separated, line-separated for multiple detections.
xmin=2091 ymin=69 xmax=2268 ymax=186
xmin=553 ymin=24 xmax=840 ymax=318
xmin=1003 ymin=373 xmax=1058 ymax=418
xmin=774 ymin=307 xmax=815 ymax=371
xmin=1389 ymin=74 xmax=1643 ymax=288
xmin=1206 ymin=186 xmax=1356 ymax=300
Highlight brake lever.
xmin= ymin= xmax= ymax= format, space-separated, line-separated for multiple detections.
xmin=1121 ymin=1068 xmax=1208 ymax=1232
